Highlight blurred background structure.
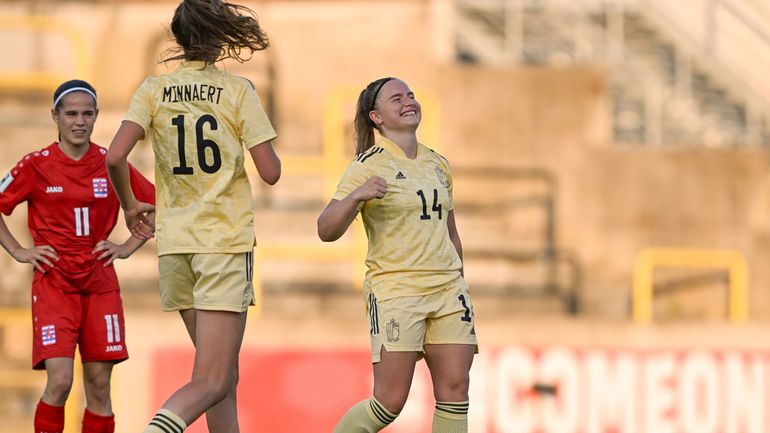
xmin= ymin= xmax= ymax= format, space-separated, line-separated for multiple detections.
xmin=1 ymin=0 xmax=770 ymax=432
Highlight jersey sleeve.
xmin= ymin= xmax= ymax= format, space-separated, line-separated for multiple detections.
xmin=128 ymin=164 xmax=156 ymax=205
xmin=0 ymin=157 xmax=33 ymax=216
xmin=237 ymin=81 xmax=278 ymax=149
xmin=124 ymin=77 xmax=156 ymax=137
xmin=332 ymin=158 xmax=371 ymax=208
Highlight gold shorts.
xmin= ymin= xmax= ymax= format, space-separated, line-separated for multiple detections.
xmin=366 ymin=281 xmax=478 ymax=363
xmin=158 ymin=252 xmax=254 ymax=313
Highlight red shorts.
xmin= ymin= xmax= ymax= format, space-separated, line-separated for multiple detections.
xmin=31 ymin=280 xmax=128 ymax=370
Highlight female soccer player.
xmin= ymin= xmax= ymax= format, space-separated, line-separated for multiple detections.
xmin=318 ymin=77 xmax=478 ymax=433
xmin=0 ymin=79 xmax=155 ymax=433
xmin=106 ymin=1 xmax=280 ymax=432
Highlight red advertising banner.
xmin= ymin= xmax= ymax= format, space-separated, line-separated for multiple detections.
xmin=152 ymin=346 xmax=770 ymax=433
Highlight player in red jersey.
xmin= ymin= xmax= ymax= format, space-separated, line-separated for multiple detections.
xmin=0 ymin=80 xmax=155 ymax=433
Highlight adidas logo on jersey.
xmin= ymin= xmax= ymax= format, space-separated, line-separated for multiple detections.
xmin=395 ymin=171 xmax=407 ymax=180
xmin=45 ymin=186 xmax=63 ymax=193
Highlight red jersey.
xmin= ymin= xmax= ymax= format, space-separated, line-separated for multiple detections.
xmin=0 ymin=142 xmax=155 ymax=294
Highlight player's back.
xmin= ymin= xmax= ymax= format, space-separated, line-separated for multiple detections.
xmin=125 ymin=61 xmax=276 ymax=255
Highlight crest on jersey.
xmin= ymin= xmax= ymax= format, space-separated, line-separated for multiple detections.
xmin=93 ymin=178 xmax=108 ymax=198
xmin=41 ymin=325 xmax=56 ymax=346
xmin=435 ymin=167 xmax=449 ymax=188
xmin=386 ymin=318 xmax=400 ymax=343
xmin=0 ymin=172 xmax=14 ymax=193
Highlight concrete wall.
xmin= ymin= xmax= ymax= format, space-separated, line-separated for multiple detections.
xmin=1 ymin=1 xmax=770 ymax=321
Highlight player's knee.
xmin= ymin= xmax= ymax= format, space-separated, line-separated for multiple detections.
xmin=437 ymin=372 xmax=470 ymax=400
xmin=84 ymin=376 xmax=111 ymax=404
xmin=374 ymin=392 xmax=408 ymax=415
xmin=194 ymin=375 xmax=231 ymax=404
xmin=45 ymin=374 xmax=74 ymax=402
xmin=84 ymin=370 xmax=111 ymax=392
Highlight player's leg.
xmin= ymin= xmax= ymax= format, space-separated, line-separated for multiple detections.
xmin=32 ymin=282 xmax=80 ymax=433
xmin=36 ymin=358 xmax=74 ymax=433
xmin=179 ymin=308 xmax=241 ymax=433
xmin=142 ymin=255 xmax=195 ymax=433
xmin=152 ymin=310 xmax=247 ymax=426
xmin=333 ymin=349 xmax=417 ymax=433
xmin=333 ymin=291 xmax=424 ymax=433
xmin=40 ymin=358 xmax=74 ymax=406
xmin=424 ymin=345 xmax=475 ymax=433
xmin=78 ymin=290 xmax=129 ymax=433
xmin=144 ymin=253 xmax=250 ymax=433
xmin=423 ymin=284 xmax=478 ymax=433
xmin=81 ymin=362 xmax=116 ymax=433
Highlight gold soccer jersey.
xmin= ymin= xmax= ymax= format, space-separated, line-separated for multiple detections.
xmin=125 ymin=61 xmax=277 ymax=255
xmin=333 ymin=137 xmax=464 ymax=300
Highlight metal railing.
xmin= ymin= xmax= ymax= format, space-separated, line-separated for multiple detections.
xmin=452 ymin=0 xmax=770 ymax=146
xmin=456 ymin=166 xmax=582 ymax=313
xmin=632 ymin=247 xmax=749 ymax=324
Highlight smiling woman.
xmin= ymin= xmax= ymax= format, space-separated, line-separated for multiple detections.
xmin=317 ymin=77 xmax=478 ymax=433
xmin=52 ymin=84 xmax=98 ymax=156
xmin=0 ymin=79 xmax=155 ymax=433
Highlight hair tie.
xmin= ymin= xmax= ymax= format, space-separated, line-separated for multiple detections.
xmin=369 ymin=77 xmax=394 ymax=112
xmin=53 ymin=87 xmax=97 ymax=109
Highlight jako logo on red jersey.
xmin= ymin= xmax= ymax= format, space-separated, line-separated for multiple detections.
xmin=45 ymin=186 xmax=63 ymax=193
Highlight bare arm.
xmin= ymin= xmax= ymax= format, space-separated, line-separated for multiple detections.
xmin=248 ymin=140 xmax=281 ymax=185
xmin=0 ymin=214 xmax=58 ymax=273
xmin=93 ymin=235 xmax=148 ymax=267
xmin=447 ymin=210 xmax=464 ymax=276
xmin=317 ymin=176 xmax=387 ymax=242
xmin=106 ymin=121 xmax=155 ymax=239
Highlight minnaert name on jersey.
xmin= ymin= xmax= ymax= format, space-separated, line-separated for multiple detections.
xmin=162 ymin=83 xmax=224 ymax=104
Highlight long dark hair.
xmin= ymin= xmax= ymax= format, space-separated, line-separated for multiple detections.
xmin=52 ymin=79 xmax=97 ymax=111
xmin=161 ymin=0 xmax=269 ymax=64
xmin=353 ymin=77 xmax=394 ymax=155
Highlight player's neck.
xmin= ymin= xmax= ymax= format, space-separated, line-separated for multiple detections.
xmin=384 ymin=131 xmax=418 ymax=160
xmin=57 ymin=141 xmax=89 ymax=161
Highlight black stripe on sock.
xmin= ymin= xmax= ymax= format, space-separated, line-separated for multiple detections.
xmin=150 ymin=418 xmax=180 ymax=433
xmin=149 ymin=421 xmax=174 ymax=433
xmin=153 ymin=416 xmax=182 ymax=433
xmin=437 ymin=407 xmax=468 ymax=415
xmin=369 ymin=400 xmax=396 ymax=424
xmin=437 ymin=401 xmax=469 ymax=409
xmin=150 ymin=413 xmax=184 ymax=433
xmin=369 ymin=404 xmax=391 ymax=424
xmin=436 ymin=402 xmax=469 ymax=415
